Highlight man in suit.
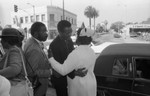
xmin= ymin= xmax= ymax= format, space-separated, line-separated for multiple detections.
xmin=24 ymin=22 xmax=52 ymax=96
xmin=48 ymin=20 xmax=87 ymax=96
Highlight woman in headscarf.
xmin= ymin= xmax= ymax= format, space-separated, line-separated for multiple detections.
xmin=49 ymin=27 xmax=97 ymax=96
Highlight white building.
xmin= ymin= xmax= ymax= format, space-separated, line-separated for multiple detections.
xmin=11 ymin=5 xmax=77 ymax=39
xmin=122 ymin=24 xmax=150 ymax=38
xmin=0 ymin=1 xmax=13 ymax=28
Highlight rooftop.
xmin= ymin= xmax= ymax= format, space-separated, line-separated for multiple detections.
xmin=47 ymin=6 xmax=77 ymax=16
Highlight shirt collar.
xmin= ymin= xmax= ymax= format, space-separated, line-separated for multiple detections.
xmin=33 ymin=37 xmax=42 ymax=44
xmin=33 ymin=37 xmax=44 ymax=48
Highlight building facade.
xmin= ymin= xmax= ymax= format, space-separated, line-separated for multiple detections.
xmin=11 ymin=6 xmax=77 ymax=39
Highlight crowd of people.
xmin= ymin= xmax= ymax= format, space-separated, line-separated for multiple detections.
xmin=0 ymin=20 xmax=97 ymax=96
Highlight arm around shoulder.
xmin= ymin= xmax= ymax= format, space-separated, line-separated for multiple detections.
xmin=49 ymin=51 xmax=78 ymax=76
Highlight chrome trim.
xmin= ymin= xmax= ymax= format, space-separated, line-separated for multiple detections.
xmin=97 ymin=86 xmax=131 ymax=93
xmin=132 ymin=91 xmax=150 ymax=96
xmin=95 ymin=74 xmax=134 ymax=80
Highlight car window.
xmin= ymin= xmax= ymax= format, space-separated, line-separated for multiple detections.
xmin=134 ymin=58 xmax=150 ymax=79
xmin=112 ymin=58 xmax=129 ymax=76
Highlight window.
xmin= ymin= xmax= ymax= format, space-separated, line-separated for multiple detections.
xmin=13 ymin=18 xmax=16 ymax=24
xmin=30 ymin=16 xmax=34 ymax=22
xmin=20 ymin=17 xmax=23 ymax=23
xmin=25 ymin=16 xmax=28 ymax=23
xmin=50 ymin=14 xmax=55 ymax=26
xmin=36 ymin=15 xmax=40 ymax=21
xmin=66 ymin=17 xmax=68 ymax=20
xmin=68 ymin=18 xmax=70 ymax=22
xmin=134 ymin=57 xmax=150 ymax=79
xmin=41 ymin=14 xmax=45 ymax=21
xmin=74 ymin=19 xmax=76 ymax=25
xmin=112 ymin=58 xmax=129 ymax=76
xmin=50 ymin=14 xmax=54 ymax=21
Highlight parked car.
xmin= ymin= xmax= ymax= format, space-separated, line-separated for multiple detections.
xmin=94 ymin=43 xmax=150 ymax=96
xmin=91 ymin=42 xmax=117 ymax=57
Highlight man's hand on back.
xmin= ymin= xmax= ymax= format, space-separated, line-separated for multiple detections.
xmin=75 ymin=68 xmax=88 ymax=77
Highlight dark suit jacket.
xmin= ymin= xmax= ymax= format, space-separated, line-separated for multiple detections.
xmin=49 ymin=35 xmax=75 ymax=87
xmin=24 ymin=37 xmax=51 ymax=96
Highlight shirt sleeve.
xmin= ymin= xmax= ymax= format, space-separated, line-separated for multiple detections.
xmin=0 ymin=48 xmax=22 ymax=78
xmin=49 ymin=51 xmax=78 ymax=76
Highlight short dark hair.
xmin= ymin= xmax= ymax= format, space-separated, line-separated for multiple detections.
xmin=30 ymin=22 xmax=45 ymax=36
xmin=57 ymin=20 xmax=71 ymax=33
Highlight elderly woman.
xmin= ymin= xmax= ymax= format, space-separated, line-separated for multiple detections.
xmin=0 ymin=28 xmax=25 ymax=81
xmin=49 ymin=27 xmax=97 ymax=96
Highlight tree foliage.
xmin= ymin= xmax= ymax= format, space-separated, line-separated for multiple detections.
xmin=110 ymin=21 xmax=125 ymax=32
xmin=96 ymin=23 xmax=106 ymax=33
xmin=84 ymin=6 xmax=94 ymax=29
xmin=84 ymin=6 xmax=99 ymax=29
xmin=93 ymin=8 xmax=99 ymax=31
xmin=141 ymin=17 xmax=150 ymax=24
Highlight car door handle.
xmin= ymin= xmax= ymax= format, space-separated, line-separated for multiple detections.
xmin=134 ymin=83 xmax=144 ymax=87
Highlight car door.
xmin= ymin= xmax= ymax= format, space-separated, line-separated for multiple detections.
xmin=95 ymin=56 xmax=133 ymax=96
xmin=132 ymin=57 xmax=150 ymax=96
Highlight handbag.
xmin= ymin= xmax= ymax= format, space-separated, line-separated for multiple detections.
xmin=4 ymin=46 xmax=33 ymax=96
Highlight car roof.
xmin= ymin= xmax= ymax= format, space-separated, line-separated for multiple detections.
xmin=91 ymin=42 xmax=118 ymax=53
xmin=100 ymin=43 xmax=150 ymax=56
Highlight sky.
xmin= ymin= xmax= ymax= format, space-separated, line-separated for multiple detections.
xmin=0 ymin=0 xmax=150 ymax=27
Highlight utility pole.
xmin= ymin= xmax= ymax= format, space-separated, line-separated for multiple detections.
xmin=63 ymin=0 xmax=65 ymax=20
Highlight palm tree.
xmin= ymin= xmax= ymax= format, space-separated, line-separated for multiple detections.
xmin=84 ymin=6 xmax=94 ymax=29
xmin=93 ymin=8 xmax=99 ymax=31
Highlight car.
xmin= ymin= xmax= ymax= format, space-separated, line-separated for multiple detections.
xmin=94 ymin=43 xmax=150 ymax=96
xmin=91 ymin=42 xmax=118 ymax=57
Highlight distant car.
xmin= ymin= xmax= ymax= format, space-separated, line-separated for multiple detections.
xmin=130 ymin=32 xmax=139 ymax=37
xmin=94 ymin=43 xmax=150 ymax=96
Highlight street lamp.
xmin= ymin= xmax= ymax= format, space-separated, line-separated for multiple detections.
xmin=27 ymin=3 xmax=35 ymax=22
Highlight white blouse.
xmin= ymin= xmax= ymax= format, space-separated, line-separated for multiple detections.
xmin=49 ymin=45 xmax=96 ymax=76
